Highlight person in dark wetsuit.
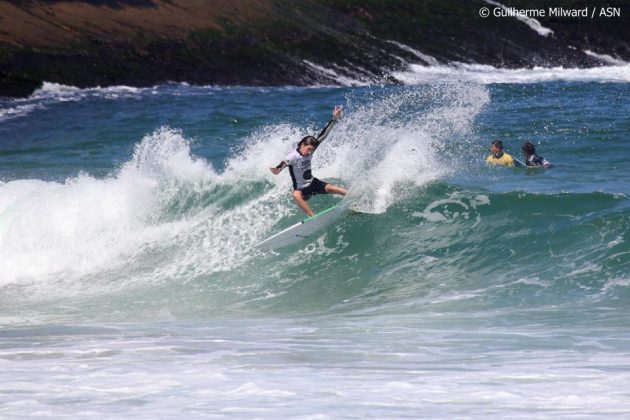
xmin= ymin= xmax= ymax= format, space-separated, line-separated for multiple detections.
xmin=269 ymin=106 xmax=346 ymax=217
xmin=522 ymin=141 xmax=553 ymax=168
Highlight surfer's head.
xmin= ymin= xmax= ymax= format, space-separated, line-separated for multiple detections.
xmin=490 ymin=140 xmax=504 ymax=157
xmin=297 ymin=136 xmax=319 ymax=155
xmin=522 ymin=141 xmax=536 ymax=157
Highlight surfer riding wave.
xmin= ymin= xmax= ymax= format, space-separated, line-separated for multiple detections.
xmin=270 ymin=106 xmax=347 ymax=217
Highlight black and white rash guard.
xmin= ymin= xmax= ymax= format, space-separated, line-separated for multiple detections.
xmin=526 ymin=154 xmax=553 ymax=168
xmin=279 ymin=119 xmax=335 ymax=189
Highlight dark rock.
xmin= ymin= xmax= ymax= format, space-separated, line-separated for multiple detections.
xmin=0 ymin=0 xmax=628 ymax=98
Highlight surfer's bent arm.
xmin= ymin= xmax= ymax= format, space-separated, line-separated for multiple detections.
xmin=316 ymin=105 xmax=343 ymax=144
xmin=270 ymin=160 xmax=287 ymax=175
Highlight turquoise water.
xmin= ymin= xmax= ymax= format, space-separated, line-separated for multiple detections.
xmin=1 ymin=74 xmax=630 ymax=417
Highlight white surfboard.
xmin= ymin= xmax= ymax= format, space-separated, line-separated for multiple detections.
xmin=514 ymin=158 xmax=550 ymax=169
xmin=513 ymin=158 xmax=527 ymax=168
xmin=256 ymin=202 xmax=347 ymax=250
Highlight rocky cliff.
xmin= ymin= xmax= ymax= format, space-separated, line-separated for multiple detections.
xmin=1 ymin=0 xmax=628 ymax=97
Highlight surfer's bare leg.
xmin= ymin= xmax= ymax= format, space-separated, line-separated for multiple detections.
xmin=325 ymin=184 xmax=346 ymax=196
xmin=292 ymin=190 xmax=315 ymax=217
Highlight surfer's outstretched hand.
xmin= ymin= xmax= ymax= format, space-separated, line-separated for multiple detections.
xmin=332 ymin=105 xmax=343 ymax=121
xmin=270 ymin=167 xmax=281 ymax=175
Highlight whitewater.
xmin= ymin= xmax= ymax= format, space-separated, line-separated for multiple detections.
xmin=1 ymin=64 xmax=630 ymax=418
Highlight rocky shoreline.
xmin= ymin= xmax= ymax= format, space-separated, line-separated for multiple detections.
xmin=1 ymin=0 xmax=628 ymax=98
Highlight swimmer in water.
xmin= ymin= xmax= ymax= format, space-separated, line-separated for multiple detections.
xmin=486 ymin=140 xmax=515 ymax=167
xmin=522 ymin=141 xmax=553 ymax=168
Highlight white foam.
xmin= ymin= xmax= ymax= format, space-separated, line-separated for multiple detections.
xmin=412 ymin=191 xmax=491 ymax=223
xmin=484 ymin=0 xmax=554 ymax=37
xmin=386 ymin=40 xmax=440 ymax=66
xmin=302 ymin=60 xmax=368 ymax=86
xmin=583 ymin=50 xmax=628 ymax=66
xmin=0 ymin=128 xmax=218 ymax=290
xmin=297 ymin=83 xmax=488 ymax=213
xmin=31 ymin=82 xmax=84 ymax=98
xmin=602 ymin=278 xmax=630 ymax=292
xmin=0 ymin=82 xmax=151 ymax=122
xmin=0 ymin=127 xmax=223 ymax=292
xmin=32 ymin=82 xmax=144 ymax=101
xmin=331 ymin=62 xmax=380 ymax=84
xmin=394 ymin=62 xmax=630 ymax=84
xmin=127 ymin=127 xmax=215 ymax=183
xmin=0 ymin=103 xmax=41 ymax=122
xmin=0 ymin=175 xmax=162 ymax=285
xmin=2 ymin=318 xmax=630 ymax=418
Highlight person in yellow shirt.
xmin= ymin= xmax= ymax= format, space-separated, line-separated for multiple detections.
xmin=486 ymin=140 xmax=514 ymax=167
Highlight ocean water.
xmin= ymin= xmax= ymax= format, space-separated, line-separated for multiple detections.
xmin=1 ymin=65 xmax=630 ymax=418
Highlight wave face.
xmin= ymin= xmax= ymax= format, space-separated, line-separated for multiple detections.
xmin=2 ymin=80 xmax=630 ymax=323
xmin=0 ymin=83 xmax=492 ymax=318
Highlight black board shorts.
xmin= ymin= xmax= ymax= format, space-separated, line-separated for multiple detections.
xmin=297 ymin=178 xmax=328 ymax=201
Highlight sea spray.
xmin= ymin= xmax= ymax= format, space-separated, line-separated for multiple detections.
xmin=235 ymin=83 xmax=490 ymax=214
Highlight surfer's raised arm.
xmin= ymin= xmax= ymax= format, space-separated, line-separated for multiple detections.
xmin=315 ymin=105 xmax=343 ymax=144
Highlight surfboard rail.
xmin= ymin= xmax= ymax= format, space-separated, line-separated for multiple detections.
xmin=255 ymin=202 xmax=346 ymax=250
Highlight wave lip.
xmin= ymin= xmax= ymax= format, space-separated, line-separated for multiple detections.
xmin=0 ymin=127 xmax=216 ymax=289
